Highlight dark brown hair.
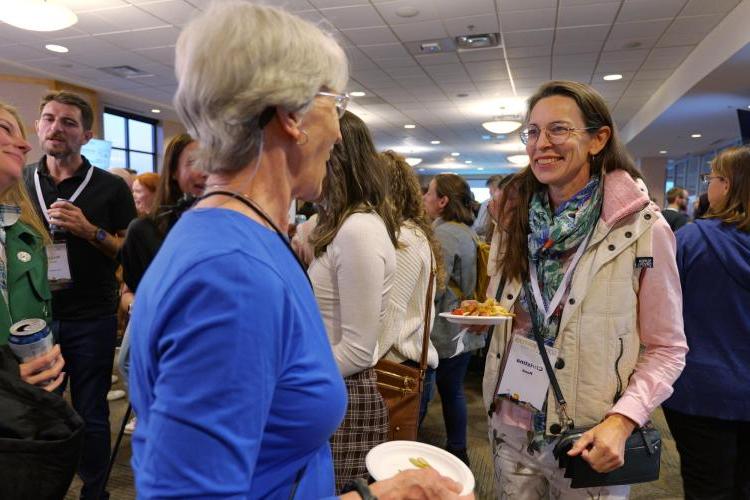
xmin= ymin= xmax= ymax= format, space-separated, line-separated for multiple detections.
xmin=432 ymin=173 xmax=474 ymax=226
xmin=666 ymin=186 xmax=687 ymax=204
xmin=311 ymin=111 xmax=398 ymax=255
xmin=381 ymin=150 xmax=445 ymax=289
xmin=40 ymin=91 xmax=94 ymax=131
xmin=502 ymin=80 xmax=643 ymax=282
xmin=149 ymin=133 xmax=195 ymax=235
xmin=706 ymin=146 xmax=750 ymax=232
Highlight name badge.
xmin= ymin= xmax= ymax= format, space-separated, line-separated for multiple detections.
xmin=497 ymin=333 xmax=559 ymax=412
xmin=47 ymin=243 xmax=73 ymax=291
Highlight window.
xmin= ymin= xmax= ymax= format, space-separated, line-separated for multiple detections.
xmin=103 ymin=109 xmax=157 ymax=173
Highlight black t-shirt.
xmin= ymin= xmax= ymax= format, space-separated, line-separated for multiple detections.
xmin=119 ymin=217 xmax=164 ymax=293
xmin=23 ymin=156 xmax=137 ymax=320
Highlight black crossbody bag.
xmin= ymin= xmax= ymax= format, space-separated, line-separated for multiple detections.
xmin=530 ymin=328 xmax=662 ymax=488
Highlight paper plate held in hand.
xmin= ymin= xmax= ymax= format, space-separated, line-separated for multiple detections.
xmin=365 ymin=440 xmax=474 ymax=495
xmin=439 ymin=312 xmax=512 ymax=325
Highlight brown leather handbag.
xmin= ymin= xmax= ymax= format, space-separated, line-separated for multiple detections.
xmin=375 ymin=260 xmax=435 ymax=441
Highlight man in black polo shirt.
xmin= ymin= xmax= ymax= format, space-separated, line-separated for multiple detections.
xmin=24 ymin=91 xmax=136 ymax=500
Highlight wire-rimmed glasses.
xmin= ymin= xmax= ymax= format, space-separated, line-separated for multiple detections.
xmin=520 ymin=124 xmax=599 ymax=145
xmin=316 ymin=91 xmax=350 ymax=119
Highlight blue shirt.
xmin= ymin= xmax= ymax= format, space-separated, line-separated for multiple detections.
xmin=664 ymin=219 xmax=750 ymax=420
xmin=129 ymin=208 xmax=347 ymax=499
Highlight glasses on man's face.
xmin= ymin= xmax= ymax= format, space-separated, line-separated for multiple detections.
xmin=316 ymin=91 xmax=350 ymax=119
xmin=519 ymin=124 xmax=599 ymax=145
xmin=700 ymin=173 xmax=725 ymax=184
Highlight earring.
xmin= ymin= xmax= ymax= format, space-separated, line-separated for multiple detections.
xmin=297 ymin=130 xmax=308 ymax=146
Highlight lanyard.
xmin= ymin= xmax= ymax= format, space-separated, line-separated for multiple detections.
xmin=528 ymin=231 xmax=592 ymax=323
xmin=34 ymin=165 xmax=94 ymax=225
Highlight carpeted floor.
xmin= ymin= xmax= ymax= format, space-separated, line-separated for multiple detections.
xmin=66 ymin=364 xmax=684 ymax=499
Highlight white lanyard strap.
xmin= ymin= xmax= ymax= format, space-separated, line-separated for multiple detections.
xmin=34 ymin=164 xmax=94 ymax=224
xmin=528 ymin=231 xmax=592 ymax=322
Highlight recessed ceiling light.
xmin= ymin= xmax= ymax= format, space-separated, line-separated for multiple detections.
xmin=603 ymin=74 xmax=623 ymax=81
xmin=2 ymin=1 xmax=78 ymax=31
xmin=430 ymin=140 xmax=441 ymax=145
xmin=350 ymin=91 xmax=366 ymax=97
xmin=45 ymin=44 xmax=68 ymax=53
xmin=151 ymin=109 xmax=161 ymax=114
xmin=418 ymin=168 xmax=425 ymax=172
xmin=405 ymin=157 xmax=422 ymax=166
xmin=404 ymin=124 xmax=416 ymax=129
xmin=464 ymin=160 xmax=472 ymax=164
xmin=482 ymin=120 xmax=522 ymax=134
xmin=477 ymin=167 xmax=484 ymax=171
xmin=451 ymin=152 xmax=460 ymax=157
xmin=507 ymin=154 xmax=530 ymax=166
xmin=659 ymin=150 xmax=667 ymax=154
xmin=691 ymin=133 xmax=702 ymax=138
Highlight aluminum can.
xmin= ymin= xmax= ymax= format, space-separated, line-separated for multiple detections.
xmin=8 ymin=318 xmax=53 ymax=361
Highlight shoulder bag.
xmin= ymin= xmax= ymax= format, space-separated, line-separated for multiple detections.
xmin=530 ymin=327 xmax=661 ymax=488
xmin=374 ymin=256 xmax=435 ymax=441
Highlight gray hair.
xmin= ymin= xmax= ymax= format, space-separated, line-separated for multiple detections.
xmin=174 ymin=1 xmax=348 ymax=174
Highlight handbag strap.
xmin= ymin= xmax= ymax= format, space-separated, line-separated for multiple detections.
xmin=418 ymin=253 xmax=436 ymax=372
xmin=530 ymin=323 xmax=574 ymax=430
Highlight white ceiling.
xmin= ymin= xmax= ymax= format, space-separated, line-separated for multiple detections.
xmin=0 ymin=0 xmax=746 ymax=174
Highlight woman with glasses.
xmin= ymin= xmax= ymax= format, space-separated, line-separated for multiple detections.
xmin=308 ymin=111 xmax=399 ymax=492
xmin=479 ymin=81 xmax=687 ymax=498
xmin=127 ymin=3 xmax=467 ymax=498
xmin=663 ymin=146 xmax=750 ymax=500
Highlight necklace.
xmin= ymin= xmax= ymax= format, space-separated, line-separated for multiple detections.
xmin=197 ymin=189 xmax=312 ymax=288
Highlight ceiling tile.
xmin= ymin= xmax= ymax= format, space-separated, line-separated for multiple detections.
xmin=423 ymin=63 xmax=470 ymax=82
xmin=443 ymin=15 xmax=500 ymax=37
xmin=553 ymin=40 xmax=606 ymax=55
xmin=506 ymin=45 xmax=552 ymax=58
xmin=499 ymin=0 xmax=557 ymax=11
xmin=136 ymin=1 xmax=200 ymax=26
xmin=97 ymin=27 xmax=181 ymax=50
xmin=513 ymin=65 xmax=551 ymax=79
xmin=415 ymin=52 xmax=461 ymax=65
xmin=320 ymin=4 xmax=385 ymax=30
xmin=437 ymin=0 xmax=496 ymax=18
xmin=502 ymin=29 xmax=554 ymax=47
xmin=555 ymin=25 xmax=610 ymax=44
xmin=61 ymin=0 xmax=128 ymax=12
xmin=266 ymin=0 xmax=313 ymax=11
xmin=557 ymin=3 xmax=619 ymax=27
xmin=358 ymin=43 xmax=411 ymax=60
xmin=666 ymin=13 xmax=724 ymax=35
xmin=550 ymin=70 xmax=593 ymax=81
xmin=501 ymin=9 xmax=556 ymax=31
xmin=656 ymin=33 xmax=706 ymax=47
xmin=599 ymin=48 xmax=650 ymax=62
xmin=87 ymin=5 xmax=170 ymax=31
xmin=464 ymin=61 xmax=510 ymax=81
xmin=609 ymin=19 xmax=671 ymax=40
xmin=649 ymin=45 xmax=696 ymax=60
xmin=390 ymin=20 xmax=447 ymax=42
xmin=342 ymin=26 xmax=398 ymax=45
xmin=596 ymin=59 xmax=644 ymax=72
xmin=633 ymin=68 xmax=673 ymax=80
xmin=603 ymin=36 xmax=659 ymax=51
xmin=308 ymin=0 xmax=368 ymax=7
xmin=135 ymin=46 xmax=177 ymax=66
xmin=616 ymin=0 xmax=684 ymax=23
xmin=383 ymin=64 xmax=426 ymax=77
xmin=458 ymin=47 xmax=505 ymax=62
xmin=681 ymin=0 xmax=741 ymax=16
xmin=508 ymin=56 xmax=550 ymax=69
xmin=373 ymin=0 xmax=441 ymax=25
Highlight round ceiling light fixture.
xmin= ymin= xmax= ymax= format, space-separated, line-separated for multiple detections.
xmin=507 ymin=154 xmax=530 ymax=166
xmin=603 ymin=74 xmax=623 ymax=81
xmin=45 ymin=44 xmax=68 ymax=53
xmin=405 ymin=157 xmax=422 ymax=166
xmin=482 ymin=119 xmax=522 ymax=134
xmin=691 ymin=133 xmax=702 ymax=138
xmin=350 ymin=91 xmax=366 ymax=97
xmin=404 ymin=124 xmax=416 ymax=129
xmin=430 ymin=140 xmax=441 ymax=144
xmin=1 ymin=0 xmax=78 ymax=31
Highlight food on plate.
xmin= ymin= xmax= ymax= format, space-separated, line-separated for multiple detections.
xmin=409 ymin=456 xmax=431 ymax=469
xmin=451 ymin=298 xmax=513 ymax=317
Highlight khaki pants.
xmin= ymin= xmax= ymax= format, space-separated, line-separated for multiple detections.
xmin=488 ymin=413 xmax=631 ymax=500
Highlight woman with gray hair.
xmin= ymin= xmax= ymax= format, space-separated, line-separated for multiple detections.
xmin=127 ymin=2 xmax=469 ymax=499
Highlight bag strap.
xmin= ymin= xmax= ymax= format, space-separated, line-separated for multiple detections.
xmin=418 ymin=253 xmax=436 ymax=373
xmin=530 ymin=324 xmax=574 ymax=430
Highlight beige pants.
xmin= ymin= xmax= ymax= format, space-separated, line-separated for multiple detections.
xmin=488 ymin=414 xmax=631 ymax=500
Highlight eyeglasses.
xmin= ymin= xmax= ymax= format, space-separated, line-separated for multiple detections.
xmin=316 ymin=91 xmax=350 ymax=119
xmin=700 ymin=173 xmax=725 ymax=184
xmin=519 ymin=124 xmax=599 ymax=145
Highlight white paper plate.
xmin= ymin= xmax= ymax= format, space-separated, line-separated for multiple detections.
xmin=365 ymin=441 xmax=475 ymax=495
xmin=438 ymin=312 xmax=513 ymax=325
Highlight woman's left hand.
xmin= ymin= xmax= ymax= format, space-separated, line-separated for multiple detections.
xmin=18 ymin=344 xmax=66 ymax=392
xmin=566 ymin=413 xmax=636 ymax=473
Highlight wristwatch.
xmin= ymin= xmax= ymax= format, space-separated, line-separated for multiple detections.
xmin=342 ymin=478 xmax=377 ymax=500
xmin=94 ymin=227 xmax=107 ymax=242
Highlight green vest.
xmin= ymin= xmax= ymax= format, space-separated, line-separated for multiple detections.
xmin=0 ymin=221 xmax=51 ymax=345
